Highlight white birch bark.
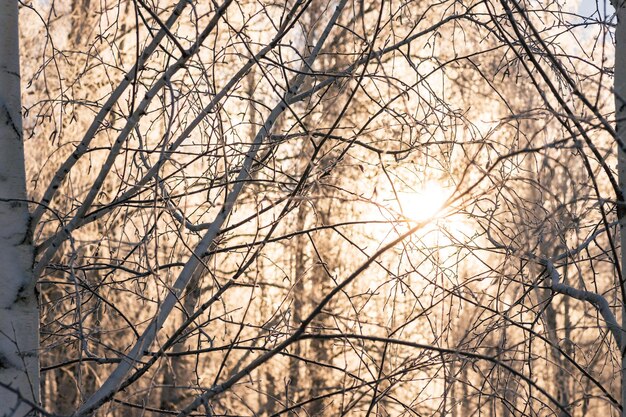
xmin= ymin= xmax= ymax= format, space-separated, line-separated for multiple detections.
xmin=0 ymin=0 xmax=39 ymax=415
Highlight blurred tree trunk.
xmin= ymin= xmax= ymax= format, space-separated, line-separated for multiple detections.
xmin=288 ymin=204 xmax=307 ymax=413
xmin=288 ymin=201 xmax=333 ymax=416
xmin=69 ymin=0 xmax=91 ymax=44
xmin=308 ymin=208 xmax=334 ymax=416
xmin=0 ymin=1 xmax=39 ymax=415
xmin=160 ymin=264 xmax=202 ymax=410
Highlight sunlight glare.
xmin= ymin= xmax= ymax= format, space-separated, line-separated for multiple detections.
xmin=399 ymin=182 xmax=449 ymax=222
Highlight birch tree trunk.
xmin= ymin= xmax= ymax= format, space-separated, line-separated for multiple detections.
xmin=0 ymin=0 xmax=39 ymax=415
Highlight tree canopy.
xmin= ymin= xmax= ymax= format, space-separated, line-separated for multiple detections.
xmin=1 ymin=0 xmax=625 ymax=416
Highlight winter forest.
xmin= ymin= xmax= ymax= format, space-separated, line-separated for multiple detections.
xmin=1 ymin=0 xmax=625 ymax=416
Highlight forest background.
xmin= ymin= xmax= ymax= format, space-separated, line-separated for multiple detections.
xmin=1 ymin=0 xmax=624 ymax=416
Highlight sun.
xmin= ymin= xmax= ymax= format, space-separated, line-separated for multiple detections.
xmin=398 ymin=181 xmax=450 ymax=223
xmin=365 ymin=179 xmax=470 ymax=244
